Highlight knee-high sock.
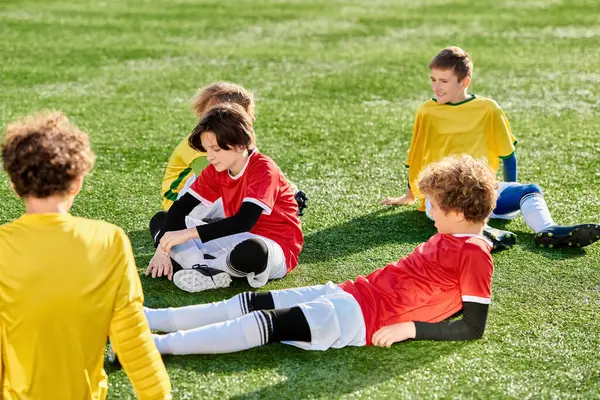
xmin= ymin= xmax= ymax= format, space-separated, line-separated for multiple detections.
xmin=144 ymin=292 xmax=274 ymax=332
xmin=520 ymin=193 xmax=556 ymax=233
xmin=153 ymin=311 xmax=270 ymax=355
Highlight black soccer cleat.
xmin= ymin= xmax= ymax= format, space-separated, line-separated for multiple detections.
xmin=149 ymin=210 xmax=168 ymax=247
xmin=483 ymin=225 xmax=517 ymax=252
xmin=535 ymin=224 xmax=600 ymax=249
xmin=295 ymin=190 xmax=308 ymax=217
xmin=173 ymin=264 xmax=232 ymax=293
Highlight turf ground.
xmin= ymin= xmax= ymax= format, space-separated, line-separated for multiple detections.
xmin=1 ymin=0 xmax=599 ymax=398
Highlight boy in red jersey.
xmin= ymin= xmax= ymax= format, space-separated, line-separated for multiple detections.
xmin=146 ymin=103 xmax=303 ymax=293
xmin=140 ymin=155 xmax=497 ymax=355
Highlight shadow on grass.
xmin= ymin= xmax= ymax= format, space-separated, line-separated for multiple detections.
xmin=301 ymin=208 xmax=435 ymax=264
xmin=159 ymin=340 xmax=468 ymax=399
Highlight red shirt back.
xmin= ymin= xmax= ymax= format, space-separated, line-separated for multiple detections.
xmin=339 ymin=234 xmax=493 ymax=345
xmin=189 ymin=150 xmax=303 ymax=271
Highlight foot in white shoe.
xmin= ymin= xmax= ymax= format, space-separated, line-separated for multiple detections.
xmin=173 ymin=265 xmax=232 ymax=293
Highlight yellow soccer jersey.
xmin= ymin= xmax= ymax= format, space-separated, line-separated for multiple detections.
xmin=0 ymin=213 xmax=171 ymax=400
xmin=161 ymin=134 xmax=209 ymax=210
xmin=405 ymin=95 xmax=517 ymax=210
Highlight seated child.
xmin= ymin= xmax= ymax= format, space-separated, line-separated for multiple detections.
xmin=159 ymin=82 xmax=308 ymax=215
xmin=141 ymin=155 xmax=497 ymax=355
xmin=146 ymin=104 xmax=304 ymax=293
xmin=381 ymin=46 xmax=599 ymax=251
xmin=0 ymin=112 xmax=171 ymax=399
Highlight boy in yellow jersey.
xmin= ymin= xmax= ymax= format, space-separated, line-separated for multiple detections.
xmin=381 ymin=46 xmax=599 ymax=250
xmin=159 ymin=82 xmax=308 ymax=214
xmin=0 ymin=112 xmax=171 ymax=399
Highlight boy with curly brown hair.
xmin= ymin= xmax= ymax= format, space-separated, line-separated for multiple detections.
xmin=0 ymin=112 xmax=171 ymax=399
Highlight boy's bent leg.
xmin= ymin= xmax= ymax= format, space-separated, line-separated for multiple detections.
xmin=206 ymin=235 xmax=287 ymax=288
xmin=535 ymin=224 xmax=600 ymax=249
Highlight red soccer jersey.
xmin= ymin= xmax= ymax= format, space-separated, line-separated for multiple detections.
xmin=188 ymin=150 xmax=303 ymax=271
xmin=339 ymin=233 xmax=493 ymax=346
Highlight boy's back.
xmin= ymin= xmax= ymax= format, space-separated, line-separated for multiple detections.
xmin=0 ymin=213 xmax=169 ymax=398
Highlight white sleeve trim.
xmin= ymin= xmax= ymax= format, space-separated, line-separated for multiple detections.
xmin=462 ymin=295 xmax=491 ymax=304
xmin=243 ymin=197 xmax=272 ymax=215
xmin=188 ymin=188 xmax=215 ymax=206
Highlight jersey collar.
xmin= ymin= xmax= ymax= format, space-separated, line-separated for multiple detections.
xmin=228 ymin=148 xmax=258 ymax=180
xmin=451 ymin=233 xmax=494 ymax=248
xmin=432 ymin=94 xmax=477 ymax=106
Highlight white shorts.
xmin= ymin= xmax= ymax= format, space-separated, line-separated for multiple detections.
xmin=170 ymin=213 xmax=287 ymax=288
xmin=425 ymin=181 xmax=521 ymax=221
xmin=270 ymin=282 xmax=366 ymax=351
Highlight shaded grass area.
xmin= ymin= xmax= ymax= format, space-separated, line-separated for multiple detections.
xmin=1 ymin=0 xmax=599 ymax=398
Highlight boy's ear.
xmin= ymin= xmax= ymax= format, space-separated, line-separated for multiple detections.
xmin=9 ymin=181 xmax=17 ymax=195
xmin=461 ymin=76 xmax=472 ymax=89
xmin=68 ymin=176 xmax=84 ymax=196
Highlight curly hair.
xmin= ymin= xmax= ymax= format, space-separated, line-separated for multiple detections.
xmin=429 ymin=46 xmax=473 ymax=82
xmin=417 ymin=155 xmax=498 ymax=224
xmin=2 ymin=111 xmax=95 ymax=198
xmin=192 ymin=82 xmax=255 ymax=119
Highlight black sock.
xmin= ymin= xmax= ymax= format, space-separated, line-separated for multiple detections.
xmin=260 ymin=307 xmax=311 ymax=343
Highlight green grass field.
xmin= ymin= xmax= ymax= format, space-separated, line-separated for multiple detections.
xmin=2 ymin=0 xmax=600 ymax=398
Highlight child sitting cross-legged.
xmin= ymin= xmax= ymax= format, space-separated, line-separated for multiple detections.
xmin=141 ymin=154 xmax=497 ymax=355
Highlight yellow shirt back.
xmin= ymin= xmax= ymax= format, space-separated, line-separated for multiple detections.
xmin=405 ymin=95 xmax=517 ymax=210
xmin=160 ymin=134 xmax=208 ymax=210
xmin=0 ymin=213 xmax=171 ymax=400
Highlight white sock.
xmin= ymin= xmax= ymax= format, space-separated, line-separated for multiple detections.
xmin=520 ymin=193 xmax=556 ymax=233
xmin=153 ymin=311 xmax=271 ymax=355
xmin=144 ymin=294 xmax=246 ymax=332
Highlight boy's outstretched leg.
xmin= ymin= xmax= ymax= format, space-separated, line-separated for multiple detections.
xmin=153 ymin=307 xmax=311 ymax=355
xmin=145 ymin=291 xmax=276 ymax=332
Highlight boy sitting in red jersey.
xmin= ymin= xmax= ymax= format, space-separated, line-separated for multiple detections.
xmin=139 ymin=154 xmax=497 ymax=355
xmin=146 ymin=103 xmax=304 ymax=293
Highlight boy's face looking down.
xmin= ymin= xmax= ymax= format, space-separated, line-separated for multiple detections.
xmin=430 ymin=68 xmax=471 ymax=104
xmin=200 ymin=131 xmax=248 ymax=175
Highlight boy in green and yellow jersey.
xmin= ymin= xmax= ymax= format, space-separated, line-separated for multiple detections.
xmin=381 ymin=46 xmax=599 ymax=251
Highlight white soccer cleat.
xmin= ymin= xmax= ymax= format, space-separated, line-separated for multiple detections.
xmin=173 ymin=265 xmax=232 ymax=293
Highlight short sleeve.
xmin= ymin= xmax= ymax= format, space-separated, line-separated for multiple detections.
xmin=490 ymin=103 xmax=517 ymax=159
xmin=459 ymin=241 xmax=494 ymax=304
xmin=243 ymin=159 xmax=279 ymax=215
xmin=189 ymin=164 xmax=221 ymax=205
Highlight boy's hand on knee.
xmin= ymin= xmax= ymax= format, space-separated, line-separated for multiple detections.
xmin=372 ymin=322 xmax=416 ymax=348
xmin=146 ymin=250 xmax=173 ymax=280
xmin=159 ymin=228 xmax=198 ymax=255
